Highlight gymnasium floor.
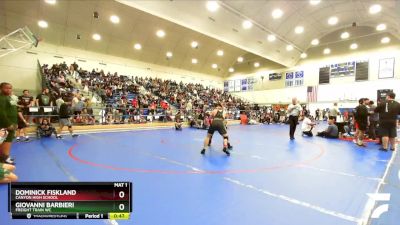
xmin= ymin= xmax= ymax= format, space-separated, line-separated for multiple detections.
xmin=0 ymin=123 xmax=399 ymax=225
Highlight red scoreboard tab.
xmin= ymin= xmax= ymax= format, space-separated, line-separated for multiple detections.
xmin=9 ymin=182 xmax=132 ymax=219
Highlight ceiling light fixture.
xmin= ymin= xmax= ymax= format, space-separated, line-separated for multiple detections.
xmin=44 ymin=0 xmax=56 ymax=4
xmin=376 ymin=23 xmax=386 ymax=31
xmin=192 ymin=58 xmax=198 ymax=64
xmin=206 ymin=1 xmax=219 ymax=12
xmin=166 ymin=52 xmax=173 ymax=58
xmin=242 ymin=20 xmax=253 ymax=29
xmin=323 ymin=48 xmax=331 ymax=54
xmin=237 ymin=56 xmax=244 ymax=62
xmin=300 ymin=53 xmax=307 ymax=58
xmin=212 ymin=63 xmax=218 ymax=69
xmin=311 ymin=39 xmax=319 ymax=46
xmin=328 ymin=16 xmax=338 ymax=25
xmin=272 ymin=9 xmax=283 ymax=19
xmin=254 ymin=62 xmax=260 ymax=68
xmin=369 ymin=4 xmax=382 ymax=14
xmin=92 ymin=33 xmax=101 ymax=41
xmin=286 ymin=45 xmax=294 ymax=51
xmin=110 ymin=15 xmax=120 ymax=24
xmin=191 ymin=41 xmax=199 ymax=49
xmin=134 ymin=43 xmax=142 ymax=50
xmin=309 ymin=0 xmax=321 ymax=5
xmin=350 ymin=43 xmax=358 ymax=50
xmin=38 ymin=20 xmax=48 ymax=28
xmin=229 ymin=68 xmax=234 ymax=73
xmin=217 ymin=50 xmax=224 ymax=56
xmin=294 ymin=26 xmax=304 ymax=34
xmin=381 ymin=37 xmax=390 ymax=44
xmin=340 ymin=31 xmax=350 ymax=39
xmin=267 ymin=34 xmax=276 ymax=42
xmin=156 ymin=30 xmax=166 ymax=38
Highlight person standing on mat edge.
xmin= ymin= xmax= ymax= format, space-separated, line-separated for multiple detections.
xmin=287 ymin=97 xmax=302 ymax=140
xmin=374 ymin=92 xmax=400 ymax=151
xmin=56 ymin=101 xmax=79 ymax=139
xmin=0 ymin=82 xmax=18 ymax=165
xmin=328 ymin=103 xmax=340 ymax=121
xmin=36 ymin=88 xmax=53 ymax=123
xmin=368 ymin=101 xmax=378 ymax=141
xmin=201 ymin=102 xmax=232 ymax=156
xmin=354 ymin=98 xmax=369 ymax=147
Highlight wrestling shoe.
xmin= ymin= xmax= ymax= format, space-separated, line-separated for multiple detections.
xmin=56 ymin=135 xmax=63 ymax=139
xmin=228 ymin=144 xmax=233 ymax=150
xmin=200 ymin=149 xmax=206 ymax=155
xmin=379 ymin=147 xmax=388 ymax=152
xmin=222 ymin=148 xmax=230 ymax=156
xmin=4 ymin=157 xmax=15 ymax=165
xmin=72 ymin=134 xmax=79 ymax=138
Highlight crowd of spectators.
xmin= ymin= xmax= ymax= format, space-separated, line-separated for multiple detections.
xmin=39 ymin=62 xmax=255 ymax=125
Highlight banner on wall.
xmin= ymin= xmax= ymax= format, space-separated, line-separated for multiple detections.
xmin=247 ymin=77 xmax=255 ymax=91
xmin=241 ymin=79 xmax=248 ymax=91
xmin=285 ymin=71 xmax=304 ymax=87
xmin=234 ymin=80 xmax=241 ymax=92
xmin=295 ymin=71 xmax=304 ymax=86
xmin=228 ymin=80 xmax=234 ymax=92
xmin=269 ymin=73 xmax=282 ymax=81
xmin=378 ymin=58 xmax=395 ymax=79
xmin=285 ymin=72 xmax=294 ymax=87
xmin=224 ymin=81 xmax=229 ymax=92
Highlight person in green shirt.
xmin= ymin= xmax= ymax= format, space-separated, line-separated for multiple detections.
xmin=0 ymin=162 xmax=18 ymax=183
xmin=0 ymin=82 xmax=18 ymax=165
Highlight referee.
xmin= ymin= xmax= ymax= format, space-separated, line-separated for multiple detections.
xmin=374 ymin=92 xmax=400 ymax=151
xmin=287 ymin=97 xmax=302 ymax=140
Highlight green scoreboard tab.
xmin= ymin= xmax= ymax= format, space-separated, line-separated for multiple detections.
xmin=9 ymin=182 xmax=132 ymax=220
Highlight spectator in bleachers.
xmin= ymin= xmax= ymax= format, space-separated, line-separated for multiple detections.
xmin=36 ymin=88 xmax=53 ymax=123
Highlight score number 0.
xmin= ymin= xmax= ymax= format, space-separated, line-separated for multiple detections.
xmin=118 ymin=191 xmax=125 ymax=211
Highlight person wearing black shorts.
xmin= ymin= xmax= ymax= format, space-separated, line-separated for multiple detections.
xmin=375 ymin=92 xmax=400 ymax=151
xmin=16 ymin=107 xmax=29 ymax=142
xmin=201 ymin=103 xmax=232 ymax=156
xmin=18 ymin=90 xmax=33 ymax=124
xmin=354 ymin=98 xmax=369 ymax=147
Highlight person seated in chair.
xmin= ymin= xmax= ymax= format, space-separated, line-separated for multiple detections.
xmin=301 ymin=113 xmax=316 ymax=137
xmin=317 ymin=118 xmax=339 ymax=138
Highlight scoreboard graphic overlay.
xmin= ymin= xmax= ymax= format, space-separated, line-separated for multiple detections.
xmin=9 ymin=182 xmax=132 ymax=220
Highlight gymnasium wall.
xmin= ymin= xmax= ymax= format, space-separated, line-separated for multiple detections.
xmin=228 ymin=45 xmax=400 ymax=105
xmin=0 ymin=50 xmax=42 ymax=95
xmin=0 ymin=42 xmax=224 ymax=95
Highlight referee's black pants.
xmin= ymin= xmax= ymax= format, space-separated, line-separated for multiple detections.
xmin=289 ymin=115 xmax=299 ymax=139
